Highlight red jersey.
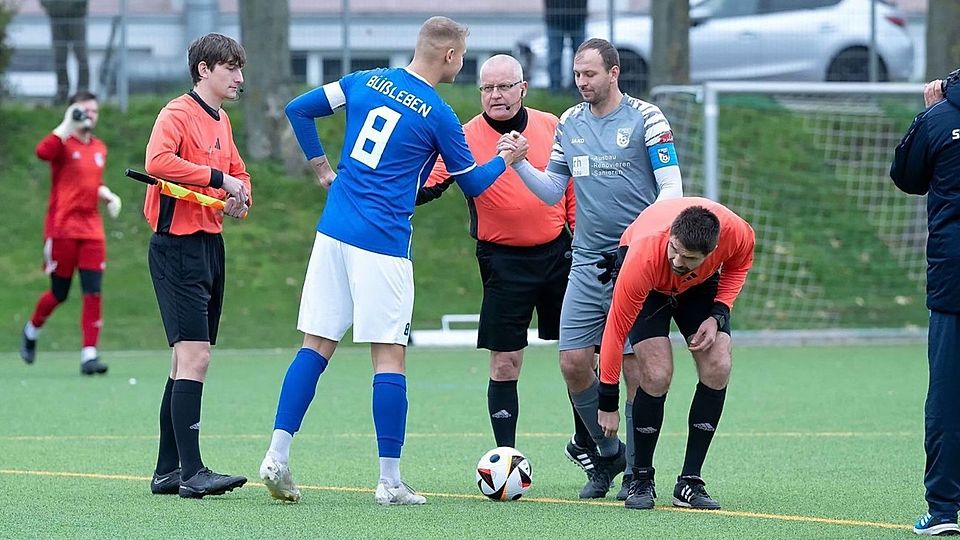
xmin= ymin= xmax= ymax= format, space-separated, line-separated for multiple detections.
xmin=143 ymin=93 xmax=252 ymax=235
xmin=425 ymin=108 xmax=575 ymax=246
xmin=599 ymin=197 xmax=755 ymax=385
xmin=36 ymin=132 xmax=107 ymax=240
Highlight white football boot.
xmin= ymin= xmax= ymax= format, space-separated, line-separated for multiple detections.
xmin=374 ymin=481 xmax=426 ymax=506
xmin=259 ymin=453 xmax=301 ymax=503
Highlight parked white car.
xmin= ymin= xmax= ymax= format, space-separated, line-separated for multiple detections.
xmin=515 ymin=0 xmax=915 ymax=94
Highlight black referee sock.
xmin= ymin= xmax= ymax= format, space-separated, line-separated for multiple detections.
xmin=171 ymin=379 xmax=205 ymax=480
xmin=681 ymin=382 xmax=727 ymax=478
xmin=632 ymin=387 xmax=667 ymax=469
xmin=155 ymin=378 xmax=179 ymax=474
xmin=571 ymin=392 xmax=593 ymax=449
xmin=488 ymin=379 xmax=519 ymax=448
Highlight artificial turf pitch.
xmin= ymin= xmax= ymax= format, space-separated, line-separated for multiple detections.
xmin=0 ymin=344 xmax=928 ymax=538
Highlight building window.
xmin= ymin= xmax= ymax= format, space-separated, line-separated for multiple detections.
xmin=291 ymin=51 xmax=308 ymax=84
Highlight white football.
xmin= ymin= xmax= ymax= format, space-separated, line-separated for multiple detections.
xmin=475 ymin=446 xmax=532 ymax=501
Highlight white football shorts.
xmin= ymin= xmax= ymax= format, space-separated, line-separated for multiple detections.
xmin=298 ymin=232 xmax=414 ymax=345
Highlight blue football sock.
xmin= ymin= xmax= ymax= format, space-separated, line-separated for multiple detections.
xmin=372 ymin=372 xmax=407 ymax=458
xmin=273 ymin=348 xmax=329 ymax=434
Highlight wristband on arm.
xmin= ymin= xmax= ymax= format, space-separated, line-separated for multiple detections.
xmin=598 ymin=382 xmax=620 ymax=413
xmin=710 ymin=302 xmax=731 ymax=329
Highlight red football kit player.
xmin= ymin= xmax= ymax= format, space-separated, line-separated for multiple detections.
xmin=21 ymin=91 xmax=122 ymax=375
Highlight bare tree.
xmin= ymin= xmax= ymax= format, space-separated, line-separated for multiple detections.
xmin=239 ymin=0 xmax=300 ymax=169
xmin=650 ymin=0 xmax=689 ymax=89
xmin=926 ymin=0 xmax=960 ymax=81
xmin=0 ymin=1 xmax=14 ymax=103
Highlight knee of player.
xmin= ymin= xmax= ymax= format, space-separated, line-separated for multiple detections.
xmin=490 ymin=361 xmax=520 ymax=381
xmin=694 ymin=348 xmax=732 ymax=380
xmin=489 ymin=351 xmax=522 ymax=379
xmin=79 ymin=270 xmax=103 ymax=294
xmin=641 ymin=364 xmax=674 ymax=395
xmin=176 ymin=346 xmax=212 ymax=373
xmin=558 ymin=349 xmax=593 ymax=379
xmin=50 ymin=275 xmax=72 ymax=302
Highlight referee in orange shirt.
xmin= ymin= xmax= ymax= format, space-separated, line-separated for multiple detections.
xmin=143 ymin=33 xmax=251 ymax=499
xmin=596 ymin=197 xmax=755 ymax=510
xmin=419 ymin=54 xmax=590 ymax=452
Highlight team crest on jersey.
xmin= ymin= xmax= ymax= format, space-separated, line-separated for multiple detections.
xmin=94 ymin=152 xmax=105 ymax=167
xmin=657 ymin=147 xmax=671 ymax=164
xmin=616 ymin=128 xmax=632 ymax=148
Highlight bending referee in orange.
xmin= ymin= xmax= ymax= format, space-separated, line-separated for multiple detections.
xmin=418 ymin=54 xmax=587 ymax=452
xmin=596 ymin=197 xmax=754 ymax=511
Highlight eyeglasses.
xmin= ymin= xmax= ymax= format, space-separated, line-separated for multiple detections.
xmin=479 ymin=81 xmax=524 ymax=94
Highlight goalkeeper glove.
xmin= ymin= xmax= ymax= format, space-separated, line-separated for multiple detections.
xmin=596 ymin=246 xmax=628 ymax=285
xmin=98 ymin=186 xmax=122 ymax=219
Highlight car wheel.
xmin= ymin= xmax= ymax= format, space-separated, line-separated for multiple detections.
xmin=617 ymin=50 xmax=649 ymax=95
xmin=826 ymin=47 xmax=888 ymax=82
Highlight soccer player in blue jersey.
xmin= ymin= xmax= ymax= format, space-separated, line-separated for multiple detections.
xmin=257 ymin=16 xmax=525 ymax=506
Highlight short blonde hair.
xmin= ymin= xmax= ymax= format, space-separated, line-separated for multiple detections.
xmin=416 ymin=16 xmax=469 ymax=55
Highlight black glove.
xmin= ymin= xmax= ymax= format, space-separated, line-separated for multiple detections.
xmin=596 ymin=246 xmax=628 ymax=285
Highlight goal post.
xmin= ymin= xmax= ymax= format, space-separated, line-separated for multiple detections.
xmin=650 ymin=82 xmax=928 ymax=331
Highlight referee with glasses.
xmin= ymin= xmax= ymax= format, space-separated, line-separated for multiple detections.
xmin=418 ymin=54 xmax=587 ymax=453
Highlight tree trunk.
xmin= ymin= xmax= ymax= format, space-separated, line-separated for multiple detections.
xmin=926 ymin=0 xmax=960 ymax=81
xmin=650 ymin=0 xmax=689 ymax=89
xmin=238 ymin=0 xmax=300 ymax=169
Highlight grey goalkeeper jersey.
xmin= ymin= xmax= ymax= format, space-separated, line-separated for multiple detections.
xmin=547 ymin=95 xmax=674 ymax=263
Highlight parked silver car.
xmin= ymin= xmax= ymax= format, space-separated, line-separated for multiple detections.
xmin=515 ymin=0 xmax=915 ymax=95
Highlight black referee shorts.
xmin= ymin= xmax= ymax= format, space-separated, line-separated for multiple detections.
xmin=476 ymin=232 xmax=572 ymax=352
xmin=627 ymin=272 xmax=731 ymax=346
xmin=149 ymin=232 xmax=225 ymax=346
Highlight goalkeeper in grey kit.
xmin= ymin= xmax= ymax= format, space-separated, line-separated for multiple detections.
xmin=506 ymin=37 xmax=683 ymax=500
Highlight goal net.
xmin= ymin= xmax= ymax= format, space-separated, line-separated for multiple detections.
xmin=650 ymin=82 xmax=927 ymax=330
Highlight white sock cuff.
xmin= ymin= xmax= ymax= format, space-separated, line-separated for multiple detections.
xmin=379 ymin=457 xmax=401 ymax=487
xmin=24 ymin=322 xmax=40 ymax=340
xmin=268 ymin=429 xmax=294 ymax=462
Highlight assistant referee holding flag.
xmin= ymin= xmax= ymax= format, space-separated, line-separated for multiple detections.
xmin=144 ymin=33 xmax=251 ymax=499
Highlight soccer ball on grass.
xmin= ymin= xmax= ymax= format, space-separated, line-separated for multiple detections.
xmin=475 ymin=446 xmax=532 ymax=501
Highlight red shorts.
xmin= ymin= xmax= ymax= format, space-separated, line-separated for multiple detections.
xmin=43 ymin=238 xmax=106 ymax=277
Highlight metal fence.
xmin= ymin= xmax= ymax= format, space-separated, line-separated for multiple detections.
xmin=3 ymin=0 xmax=926 ymax=108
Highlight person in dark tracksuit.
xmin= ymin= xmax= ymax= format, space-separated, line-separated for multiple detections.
xmin=891 ymin=73 xmax=960 ymax=537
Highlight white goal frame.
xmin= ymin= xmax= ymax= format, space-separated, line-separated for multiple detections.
xmin=653 ymin=81 xmax=925 ymax=202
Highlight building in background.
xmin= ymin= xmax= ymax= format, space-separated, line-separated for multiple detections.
xmin=3 ymin=0 xmax=928 ymax=99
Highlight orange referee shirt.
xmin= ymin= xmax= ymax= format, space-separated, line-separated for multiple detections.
xmin=599 ymin=197 xmax=755 ymax=386
xmin=425 ymin=108 xmax=574 ymax=246
xmin=143 ymin=92 xmax=252 ymax=235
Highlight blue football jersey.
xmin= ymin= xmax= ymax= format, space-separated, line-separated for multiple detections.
xmin=306 ymin=68 xmax=479 ymax=258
